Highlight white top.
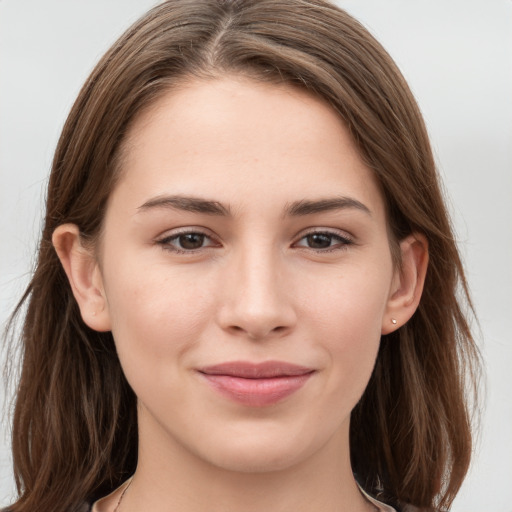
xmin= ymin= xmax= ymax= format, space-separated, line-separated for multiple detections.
xmin=359 ymin=485 xmax=398 ymax=512
xmin=91 ymin=479 xmax=398 ymax=512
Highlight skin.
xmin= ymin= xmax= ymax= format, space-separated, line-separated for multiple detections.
xmin=54 ymin=76 xmax=428 ymax=512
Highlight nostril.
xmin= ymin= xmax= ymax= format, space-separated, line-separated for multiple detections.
xmin=227 ymin=323 xmax=289 ymax=339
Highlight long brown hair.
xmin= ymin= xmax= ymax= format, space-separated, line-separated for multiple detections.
xmin=4 ymin=1 xmax=480 ymax=510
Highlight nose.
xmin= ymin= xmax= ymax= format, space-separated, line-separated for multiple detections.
xmin=217 ymin=246 xmax=297 ymax=340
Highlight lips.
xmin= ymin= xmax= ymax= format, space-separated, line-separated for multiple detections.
xmin=197 ymin=361 xmax=315 ymax=407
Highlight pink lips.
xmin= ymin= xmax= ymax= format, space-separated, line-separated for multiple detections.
xmin=198 ymin=361 xmax=315 ymax=407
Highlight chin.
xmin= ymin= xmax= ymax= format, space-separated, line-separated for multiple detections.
xmin=191 ymin=427 xmax=327 ymax=475
xmin=208 ymin=447 xmax=307 ymax=474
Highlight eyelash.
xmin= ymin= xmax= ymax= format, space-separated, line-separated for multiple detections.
xmin=156 ymin=229 xmax=354 ymax=255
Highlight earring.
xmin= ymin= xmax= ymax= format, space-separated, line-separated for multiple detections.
xmin=391 ymin=318 xmax=397 ymax=325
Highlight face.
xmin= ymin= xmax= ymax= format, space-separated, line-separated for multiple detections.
xmin=93 ymin=77 xmax=399 ymax=473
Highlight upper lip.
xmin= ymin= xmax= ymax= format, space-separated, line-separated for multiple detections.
xmin=198 ymin=361 xmax=315 ymax=379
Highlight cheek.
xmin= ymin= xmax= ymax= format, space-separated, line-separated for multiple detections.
xmin=303 ymin=263 xmax=391 ymax=394
xmin=102 ymin=260 xmax=215 ymax=378
xmin=305 ymin=261 xmax=391 ymax=338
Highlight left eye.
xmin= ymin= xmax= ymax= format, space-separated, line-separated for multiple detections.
xmin=159 ymin=232 xmax=216 ymax=252
xmin=295 ymin=232 xmax=352 ymax=250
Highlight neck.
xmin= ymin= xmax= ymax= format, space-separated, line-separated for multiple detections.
xmin=114 ymin=410 xmax=373 ymax=512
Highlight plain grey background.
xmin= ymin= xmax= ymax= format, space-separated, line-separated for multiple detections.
xmin=1 ymin=1 xmax=511 ymax=510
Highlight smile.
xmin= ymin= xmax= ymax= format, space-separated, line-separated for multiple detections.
xmin=197 ymin=361 xmax=316 ymax=407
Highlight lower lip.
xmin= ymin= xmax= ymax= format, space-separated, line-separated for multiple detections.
xmin=200 ymin=373 xmax=313 ymax=407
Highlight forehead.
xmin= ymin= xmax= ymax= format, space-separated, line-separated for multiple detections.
xmin=114 ymin=76 xmax=385 ymax=218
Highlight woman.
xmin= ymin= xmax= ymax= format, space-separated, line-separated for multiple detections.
xmin=4 ymin=1 xmax=480 ymax=511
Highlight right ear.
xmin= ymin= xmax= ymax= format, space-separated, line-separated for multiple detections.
xmin=52 ymin=224 xmax=111 ymax=332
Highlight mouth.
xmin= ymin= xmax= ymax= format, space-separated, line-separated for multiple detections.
xmin=197 ymin=361 xmax=316 ymax=407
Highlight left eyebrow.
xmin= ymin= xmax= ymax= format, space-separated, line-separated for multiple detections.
xmin=284 ymin=197 xmax=372 ymax=217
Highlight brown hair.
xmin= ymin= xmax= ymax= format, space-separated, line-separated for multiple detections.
xmin=5 ymin=1 xmax=480 ymax=511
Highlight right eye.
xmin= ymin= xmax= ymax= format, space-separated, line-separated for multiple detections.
xmin=157 ymin=231 xmax=219 ymax=253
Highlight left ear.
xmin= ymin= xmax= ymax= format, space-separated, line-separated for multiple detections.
xmin=382 ymin=233 xmax=429 ymax=334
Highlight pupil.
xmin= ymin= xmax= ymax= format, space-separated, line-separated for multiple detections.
xmin=179 ymin=233 xmax=204 ymax=249
xmin=307 ymin=233 xmax=331 ymax=248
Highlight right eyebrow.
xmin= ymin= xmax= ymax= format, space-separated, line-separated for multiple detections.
xmin=137 ymin=195 xmax=231 ymax=216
